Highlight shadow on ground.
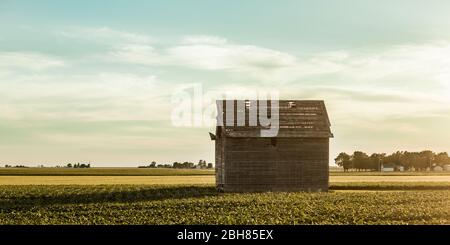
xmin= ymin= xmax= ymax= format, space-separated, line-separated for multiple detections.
xmin=0 ymin=186 xmax=218 ymax=209
xmin=2 ymin=184 xmax=449 ymax=212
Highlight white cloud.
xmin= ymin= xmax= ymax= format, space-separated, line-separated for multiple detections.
xmin=0 ymin=52 xmax=65 ymax=71
xmin=436 ymin=72 xmax=450 ymax=98
xmin=108 ymin=44 xmax=168 ymax=65
xmin=180 ymin=35 xmax=228 ymax=45
xmin=341 ymin=41 xmax=450 ymax=82
xmin=103 ymin=34 xmax=301 ymax=79
xmin=168 ymin=43 xmax=298 ymax=71
xmin=168 ymin=39 xmax=450 ymax=91
xmin=59 ymin=26 xmax=154 ymax=44
xmin=0 ymin=72 xmax=172 ymax=122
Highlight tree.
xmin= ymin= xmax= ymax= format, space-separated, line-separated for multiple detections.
xmin=399 ymin=151 xmax=412 ymax=170
xmin=67 ymin=163 xmax=72 ymax=168
xmin=385 ymin=151 xmax=404 ymax=167
xmin=173 ymin=161 xmax=194 ymax=169
xmin=337 ymin=150 xmax=449 ymax=172
xmin=335 ymin=152 xmax=352 ymax=172
xmin=183 ymin=162 xmax=195 ymax=168
xmin=197 ymin=160 xmax=207 ymax=169
xmin=207 ymin=163 xmax=213 ymax=169
xmin=434 ymin=152 xmax=450 ymax=166
xmin=150 ymin=161 xmax=157 ymax=168
xmin=422 ymin=150 xmax=434 ymax=168
xmin=370 ymin=153 xmax=386 ymax=171
xmin=351 ymin=151 xmax=371 ymax=171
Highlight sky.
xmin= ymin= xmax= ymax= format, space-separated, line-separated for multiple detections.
xmin=1 ymin=0 xmax=450 ymax=166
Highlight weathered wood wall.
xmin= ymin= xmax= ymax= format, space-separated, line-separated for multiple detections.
xmin=220 ymin=137 xmax=329 ymax=192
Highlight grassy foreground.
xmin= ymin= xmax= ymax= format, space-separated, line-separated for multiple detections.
xmin=1 ymin=183 xmax=450 ymax=224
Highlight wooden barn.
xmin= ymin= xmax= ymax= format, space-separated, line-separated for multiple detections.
xmin=210 ymin=100 xmax=333 ymax=192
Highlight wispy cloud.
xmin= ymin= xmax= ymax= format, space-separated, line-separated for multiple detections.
xmin=98 ymin=34 xmax=299 ymax=74
xmin=0 ymin=52 xmax=65 ymax=71
xmin=0 ymin=72 xmax=171 ymax=122
xmin=168 ymin=41 xmax=298 ymax=71
xmin=59 ymin=26 xmax=155 ymax=44
xmin=108 ymin=44 xmax=168 ymax=66
xmin=6 ymin=28 xmax=450 ymax=125
xmin=180 ymin=35 xmax=228 ymax=45
xmin=94 ymin=32 xmax=450 ymax=95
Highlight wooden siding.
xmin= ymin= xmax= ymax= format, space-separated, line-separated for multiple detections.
xmin=221 ymin=138 xmax=329 ymax=192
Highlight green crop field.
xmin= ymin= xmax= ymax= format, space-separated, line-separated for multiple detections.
xmin=1 ymin=183 xmax=450 ymax=224
xmin=1 ymin=168 xmax=450 ymax=224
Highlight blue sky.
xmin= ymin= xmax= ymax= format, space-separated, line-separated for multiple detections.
xmin=1 ymin=0 xmax=450 ymax=166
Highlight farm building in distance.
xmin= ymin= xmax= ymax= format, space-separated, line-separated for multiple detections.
xmin=210 ymin=100 xmax=333 ymax=192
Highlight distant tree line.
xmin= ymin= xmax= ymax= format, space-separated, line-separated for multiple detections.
xmin=138 ymin=160 xmax=213 ymax=169
xmin=1 ymin=163 xmax=93 ymax=168
xmin=335 ymin=150 xmax=450 ymax=172
xmin=66 ymin=163 xmax=91 ymax=168
xmin=4 ymin=165 xmax=28 ymax=168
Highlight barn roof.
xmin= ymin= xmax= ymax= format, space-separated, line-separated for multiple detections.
xmin=216 ymin=100 xmax=333 ymax=138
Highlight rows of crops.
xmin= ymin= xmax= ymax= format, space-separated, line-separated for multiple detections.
xmin=330 ymin=181 xmax=450 ymax=190
xmin=1 ymin=184 xmax=449 ymax=224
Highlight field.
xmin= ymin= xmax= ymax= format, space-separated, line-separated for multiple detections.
xmin=0 ymin=168 xmax=214 ymax=176
xmin=330 ymin=171 xmax=450 ymax=176
xmin=0 ymin=175 xmax=213 ymax=185
xmin=2 ymin=167 xmax=450 ymax=176
xmin=1 ymin=184 xmax=450 ymax=224
xmin=1 ymin=168 xmax=450 ymax=224
xmin=2 ymin=175 xmax=450 ymax=185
